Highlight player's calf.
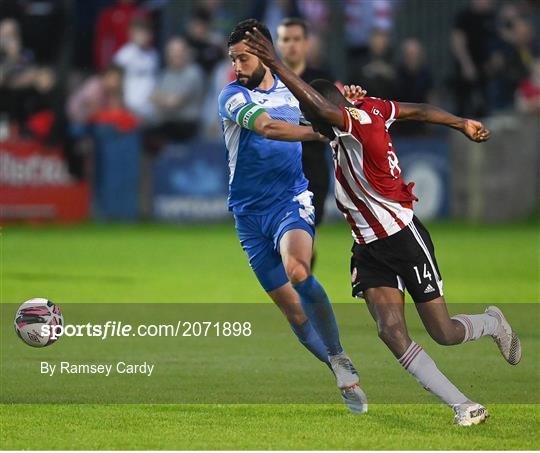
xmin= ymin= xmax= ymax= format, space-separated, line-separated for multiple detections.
xmin=377 ymin=322 xmax=412 ymax=358
xmin=424 ymin=318 xmax=467 ymax=346
xmin=415 ymin=297 xmax=467 ymax=346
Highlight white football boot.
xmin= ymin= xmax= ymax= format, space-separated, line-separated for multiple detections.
xmin=329 ymin=352 xmax=368 ymax=414
xmin=485 ymin=306 xmax=522 ymax=365
xmin=453 ymin=402 xmax=489 ymax=426
xmin=340 ymin=385 xmax=368 ymax=414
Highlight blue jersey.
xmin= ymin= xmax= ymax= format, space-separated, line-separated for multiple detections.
xmin=218 ymin=75 xmax=308 ymax=215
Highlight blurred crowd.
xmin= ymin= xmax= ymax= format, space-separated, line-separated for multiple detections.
xmin=1 ymin=0 xmax=539 ymax=179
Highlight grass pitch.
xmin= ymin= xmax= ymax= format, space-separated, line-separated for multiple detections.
xmin=1 ymin=221 xmax=539 ymax=449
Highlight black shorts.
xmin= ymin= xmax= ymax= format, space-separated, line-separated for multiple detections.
xmin=350 ymin=216 xmax=444 ymax=303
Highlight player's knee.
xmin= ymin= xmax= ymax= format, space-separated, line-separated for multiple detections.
xmin=286 ymin=260 xmax=311 ymax=285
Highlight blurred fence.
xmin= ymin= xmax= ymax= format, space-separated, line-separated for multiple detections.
xmin=451 ymin=113 xmax=540 ymax=222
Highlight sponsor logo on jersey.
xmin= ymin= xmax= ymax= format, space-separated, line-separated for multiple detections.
xmin=225 ymin=92 xmax=247 ymax=115
xmin=345 ymin=107 xmax=372 ymax=124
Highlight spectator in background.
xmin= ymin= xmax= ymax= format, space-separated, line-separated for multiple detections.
xmin=0 ymin=18 xmax=35 ymax=124
xmin=0 ymin=18 xmax=61 ymax=142
xmin=23 ymin=66 xmax=57 ymax=140
xmin=1 ymin=0 xmax=66 ymax=65
xmin=357 ymin=28 xmax=396 ymax=99
xmin=185 ymin=8 xmax=224 ymax=75
xmin=149 ymin=37 xmax=204 ymax=141
xmin=451 ymin=0 xmax=498 ymax=117
xmin=94 ymin=0 xmax=147 ymax=71
xmin=67 ymin=63 xmax=138 ymax=183
xmin=113 ymin=18 xmax=158 ymax=123
xmin=88 ymin=64 xmax=138 ymax=133
xmin=0 ymin=18 xmax=33 ymax=82
xmin=297 ymin=0 xmax=329 ymax=34
xmin=250 ymin=0 xmax=302 ymax=41
xmin=345 ymin=0 xmax=396 ymax=82
xmin=393 ymin=38 xmax=434 ymax=135
xmin=67 ymin=64 xmax=127 ymax=133
xmin=486 ymin=16 xmax=536 ymax=112
xmin=517 ymin=58 xmax=540 ymax=115
xmin=195 ymin=0 xmax=235 ymax=40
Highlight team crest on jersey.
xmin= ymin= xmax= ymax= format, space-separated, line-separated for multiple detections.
xmin=345 ymin=107 xmax=372 ymax=124
xmin=225 ymin=92 xmax=247 ymax=115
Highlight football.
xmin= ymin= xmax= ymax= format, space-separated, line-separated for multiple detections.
xmin=14 ymin=298 xmax=64 ymax=348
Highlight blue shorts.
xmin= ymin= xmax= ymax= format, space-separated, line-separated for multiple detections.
xmin=234 ymin=190 xmax=316 ymax=292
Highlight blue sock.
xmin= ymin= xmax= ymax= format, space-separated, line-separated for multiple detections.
xmin=290 ymin=319 xmax=329 ymax=364
xmin=293 ymin=275 xmax=343 ymax=356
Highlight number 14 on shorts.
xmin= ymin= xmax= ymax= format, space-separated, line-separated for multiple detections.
xmin=413 ymin=263 xmax=432 ymax=284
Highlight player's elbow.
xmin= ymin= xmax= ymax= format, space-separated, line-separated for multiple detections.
xmin=259 ymin=122 xmax=276 ymax=139
xmin=255 ymin=120 xmax=278 ymax=139
xmin=415 ymin=104 xmax=430 ymax=121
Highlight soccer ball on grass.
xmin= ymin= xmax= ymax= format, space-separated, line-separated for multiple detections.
xmin=14 ymin=298 xmax=63 ymax=347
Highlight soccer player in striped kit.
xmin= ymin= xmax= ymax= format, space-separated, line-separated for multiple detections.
xmin=243 ymin=27 xmax=522 ymax=426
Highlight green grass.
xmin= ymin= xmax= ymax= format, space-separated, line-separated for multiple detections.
xmin=1 ymin=404 xmax=539 ymax=450
xmin=1 ymin=221 xmax=538 ymax=303
xmin=1 ymin=221 xmax=539 ymax=449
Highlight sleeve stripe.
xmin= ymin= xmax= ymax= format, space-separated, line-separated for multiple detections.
xmin=236 ymin=103 xmax=256 ymax=124
xmin=247 ymin=108 xmax=265 ymax=130
xmin=238 ymin=104 xmax=266 ymax=129
xmin=385 ymin=101 xmax=398 ymax=128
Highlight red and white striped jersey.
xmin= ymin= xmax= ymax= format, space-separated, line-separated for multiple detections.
xmin=331 ymin=97 xmax=417 ymax=245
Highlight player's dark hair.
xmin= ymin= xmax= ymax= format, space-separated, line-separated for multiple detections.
xmin=279 ymin=17 xmax=309 ymax=36
xmin=310 ymin=79 xmax=348 ymax=106
xmin=228 ymin=19 xmax=273 ymax=47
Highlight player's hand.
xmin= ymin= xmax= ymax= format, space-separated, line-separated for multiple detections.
xmin=343 ymin=85 xmax=367 ymax=102
xmin=461 ymin=119 xmax=491 ymax=142
xmin=243 ymin=28 xmax=279 ymax=68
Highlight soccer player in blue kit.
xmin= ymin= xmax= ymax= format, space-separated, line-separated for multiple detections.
xmin=218 ymin=19 xmax=367 ymax=413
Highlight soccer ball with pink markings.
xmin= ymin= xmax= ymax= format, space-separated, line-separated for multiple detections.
xmin=14 ymin=298 xmax=63 ymax=347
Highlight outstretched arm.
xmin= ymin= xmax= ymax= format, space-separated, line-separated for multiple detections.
xmin=253 ymin=111 xmax=324 ymax=142
xmin=398 ymin=102 xmax=491 ymax=142
xmin=243 ymin=28 xmax=345 ymax=130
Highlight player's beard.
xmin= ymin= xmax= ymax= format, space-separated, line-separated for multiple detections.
xmin=239 ymin=62 xmax=267 ymax=90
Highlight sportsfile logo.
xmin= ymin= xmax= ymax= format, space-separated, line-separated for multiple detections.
xmin=42 ymin=321 xmax=157 ymax=340
xmin=14 ymin=299 xmax=253 ymax=348
xmin=40 ymin=320 xmax=252 ymax=340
